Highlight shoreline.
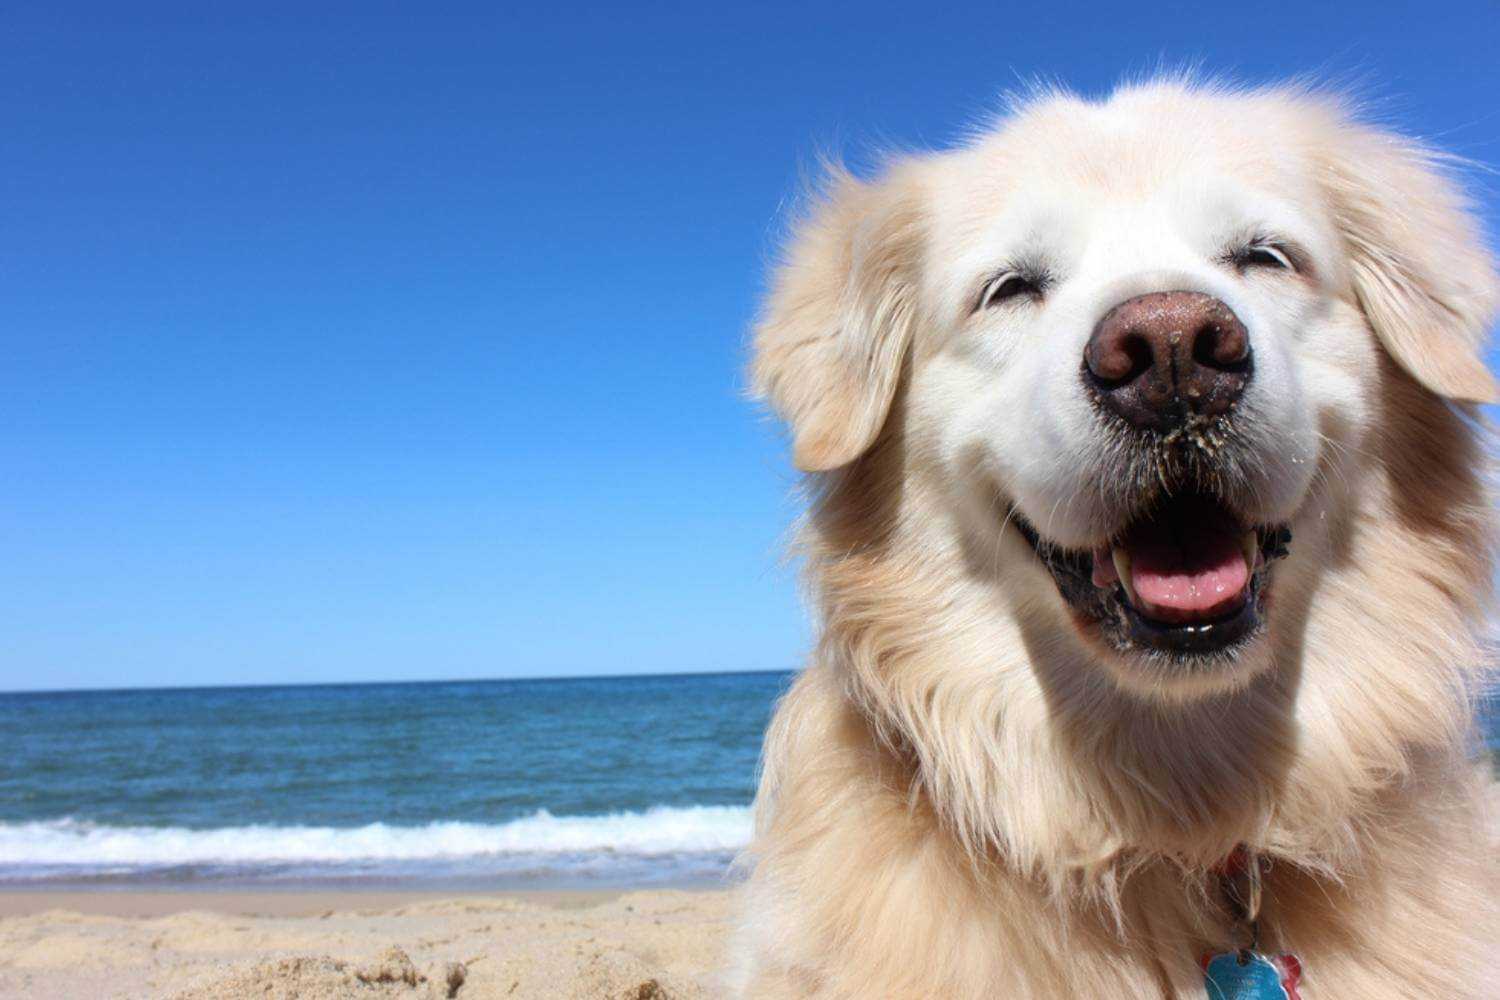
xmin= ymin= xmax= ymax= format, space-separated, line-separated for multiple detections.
xmin=0 ymin=886 xmax=637 ymax=918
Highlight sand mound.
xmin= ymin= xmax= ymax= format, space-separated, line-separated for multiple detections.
xmin=171 ymin=946 xmax=465 ymax=1000
xmin=567 ymin=948 xmax=699 ymax=999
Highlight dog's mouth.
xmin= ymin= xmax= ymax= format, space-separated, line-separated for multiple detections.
xmin=1012 ymin=490 xmax=1291 ymax=659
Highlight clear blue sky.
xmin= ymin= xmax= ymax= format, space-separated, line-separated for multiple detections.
xmin=3 ymin=3 xmax=1498 ymax=691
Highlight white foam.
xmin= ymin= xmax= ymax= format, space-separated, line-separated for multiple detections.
xmin=0 ymin=805 xmax=752 ymax=869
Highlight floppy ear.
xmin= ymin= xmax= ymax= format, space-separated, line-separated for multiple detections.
xmin=1318 ymin=117 xmax=1500 ymax=404
xmin=751 ymin=165 xmax=927 ymax=471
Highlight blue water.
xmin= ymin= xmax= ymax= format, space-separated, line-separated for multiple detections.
xmin=0 ymin=672 xmax=792 ymax=889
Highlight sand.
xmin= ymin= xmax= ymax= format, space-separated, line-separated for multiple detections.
xmin=0 ymin=888 xmax=734 ymax=999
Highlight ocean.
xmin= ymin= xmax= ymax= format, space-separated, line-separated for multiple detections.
xmin=0 ymin=672 xmax=792 ymax=890
xmin=2 ymin=671 xmax=1494 ymax=891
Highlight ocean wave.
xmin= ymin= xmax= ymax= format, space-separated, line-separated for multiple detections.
xmin=0 ymin=805 xmax=752 ymax=869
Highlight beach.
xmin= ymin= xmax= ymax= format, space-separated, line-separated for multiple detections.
xmin=0 ymin=887 xmax=732 ymax=999
xmin=0 ymin=678 xmax=766 ymax=998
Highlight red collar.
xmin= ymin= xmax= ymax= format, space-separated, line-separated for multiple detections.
xmin=1213 ymin=843 xmax=1253 ymax=879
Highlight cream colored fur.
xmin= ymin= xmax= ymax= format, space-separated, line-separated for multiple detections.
xmin=737 ymin=80 xmax=1500 ymax=998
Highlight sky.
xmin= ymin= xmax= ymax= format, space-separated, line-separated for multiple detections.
xmin=3 ymin=2 xmax=1499 ymax=692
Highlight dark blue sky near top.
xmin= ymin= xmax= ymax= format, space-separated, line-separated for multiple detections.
xmin=2 ymin=2 xmax=1498 ymax=691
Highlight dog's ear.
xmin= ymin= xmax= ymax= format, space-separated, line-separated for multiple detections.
xmin=751 ymin=165 xmax=927 ymax=471
xmin=1318 ymin=117 xmax=1500 ymax=404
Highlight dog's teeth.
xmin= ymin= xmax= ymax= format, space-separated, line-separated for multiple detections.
xmin=1111 ymin=548 xmax=1137 ymax=605
xmin=1240 ymin=531 xmax=1258 ymax=571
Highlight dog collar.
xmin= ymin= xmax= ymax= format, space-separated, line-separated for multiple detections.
xmin=1200 ymin=846 xmax=1303 ymax=999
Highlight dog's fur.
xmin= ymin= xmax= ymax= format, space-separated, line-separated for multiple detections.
xmin=736 ymin=79 xmax=1500 ymax=997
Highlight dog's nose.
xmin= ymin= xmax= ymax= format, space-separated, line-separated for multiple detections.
xmin=1083 ymin=291 xmax=1251 ymax=430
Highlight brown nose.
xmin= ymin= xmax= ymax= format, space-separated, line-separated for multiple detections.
xmin=1083 ymin=291 xmax=1251 ymax=430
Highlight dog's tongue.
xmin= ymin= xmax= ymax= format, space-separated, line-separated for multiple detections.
xmin=1124 ymin=497 xmax=1248 ymax=622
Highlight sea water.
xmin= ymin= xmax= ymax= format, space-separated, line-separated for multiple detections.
xmin=0 ymin=672 xmax=790 ymax=889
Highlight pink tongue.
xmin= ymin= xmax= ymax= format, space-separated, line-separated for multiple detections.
xmin=1125 ymin=501 xmax=1248 ymax=623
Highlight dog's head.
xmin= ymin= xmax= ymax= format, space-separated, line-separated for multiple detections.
xmin=754 ymin=82 xmax=1497 ymax=702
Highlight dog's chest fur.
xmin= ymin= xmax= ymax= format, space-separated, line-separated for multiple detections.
xmin=735 ymin=673 xmax=1499 ymax=998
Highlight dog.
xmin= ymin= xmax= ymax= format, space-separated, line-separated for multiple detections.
xmin=735 ymin=79 xmax=1500 ymax=997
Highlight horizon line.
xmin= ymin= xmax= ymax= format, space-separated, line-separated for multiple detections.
xmin=0 ymin=666 xmax=798 ymax=698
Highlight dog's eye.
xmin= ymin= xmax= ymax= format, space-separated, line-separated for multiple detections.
xmin=975 ymin=272 xmax=1042 ymax=311
xmin=1234 ymin=241 xmax=1296 ymax=273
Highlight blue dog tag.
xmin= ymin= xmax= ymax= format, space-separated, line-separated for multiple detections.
xmin=1202 ymin=950 xmax=1302 ymax=999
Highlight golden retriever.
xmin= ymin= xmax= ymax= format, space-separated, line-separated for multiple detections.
xmin=735 ymin=79 xmax=1499 ymax=997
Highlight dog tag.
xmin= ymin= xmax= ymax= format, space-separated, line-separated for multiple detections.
xmin=1201 ymin=951 xmax=1301 ymax=999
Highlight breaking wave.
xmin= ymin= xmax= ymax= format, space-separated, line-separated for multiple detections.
xmin=0 ymin=805 xmax=751 ymax=876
